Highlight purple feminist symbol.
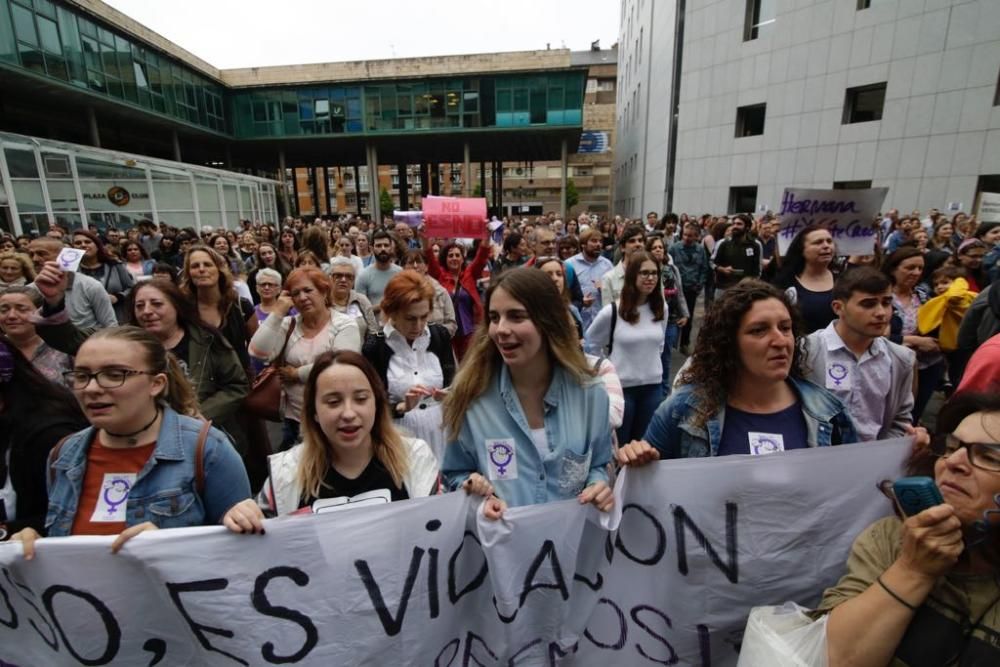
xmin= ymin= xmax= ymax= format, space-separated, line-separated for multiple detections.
xmin=102 ymin=478 xmax=131 ymax=515
xmin=59 ymin=250 xmax=80 ymax=269
xmin=488 ymin=443 xmax=513 ymax=477
xmin=827 ymin=363 xmax=848 ymax=386
xmin=755 ymin=437 xmax=779 ymax=454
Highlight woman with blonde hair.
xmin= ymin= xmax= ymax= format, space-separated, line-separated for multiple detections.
xmin=0 ymin=251 xmax=36 ymax=293
xmin=180 ymin=244 xmax=257 ymax=370
xmin=441 ymin=267 xmax=614 ymax=519
xmin=12 ymin=326 xmax=251 ymax=556
xmin=222 ymin=350 xmax=438 ymax=530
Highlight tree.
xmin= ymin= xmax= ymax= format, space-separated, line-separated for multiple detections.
xmin=379 ymin=187 xmax=394 ymax=218
xmin=565 ymin=179 xmax=579 ymax=211
xmin=473 ymin=183 xmax=483 ymax=197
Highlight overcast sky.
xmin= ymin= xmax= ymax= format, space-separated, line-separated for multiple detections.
xmin=103 ymin=0 xmax=621 ymax=69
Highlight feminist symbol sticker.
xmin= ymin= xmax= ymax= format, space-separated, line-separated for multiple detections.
xmin=91 ymin=473 xmax=137 ymax=522
xmin=826 ymin=362 xmax=850 ymax=389
xmin=485 ymin=439 xmax=518 ymax=481
xmin=56 ymin=247 xmax=85 ymax=272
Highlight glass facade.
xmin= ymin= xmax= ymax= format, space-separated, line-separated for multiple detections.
xmin=0 ymin=131 xmax=277 ymax=236
xmin=0 ymin=0 xmax=586 ymax=143
xmin=230 ymin=72 xmax=585 ymax=139
xmin=0 ymin=0 xmax=227 ymax=134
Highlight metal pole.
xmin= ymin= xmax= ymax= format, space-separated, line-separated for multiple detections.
xmin=367 ymin=143 xmax=381 ymax=225
xmin=463 ymin=141 xmax=471 ymax=197
xmin=172 ymin=130 xmax=182 ymax=163
xmin=560 ymin=138 xmax=568 ymax=220
xmin=87 ymin=107 xmax=101 ymax=148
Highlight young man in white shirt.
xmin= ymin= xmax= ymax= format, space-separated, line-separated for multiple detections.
xmin=803 ymin=267 xmax=915 ymax=441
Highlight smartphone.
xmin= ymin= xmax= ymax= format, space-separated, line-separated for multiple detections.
xmin=892 ymin=477 xmax=945 ymax=517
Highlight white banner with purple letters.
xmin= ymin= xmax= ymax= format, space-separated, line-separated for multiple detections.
xmin=0 ymin=439 xmax=908 ymax=666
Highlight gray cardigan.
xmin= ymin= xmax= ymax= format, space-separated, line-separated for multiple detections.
xmin=802 ymin=326 xmax=915 ymax=440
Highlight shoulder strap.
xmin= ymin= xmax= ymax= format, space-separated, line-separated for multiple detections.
xmin=608 ymin=303 xmax=617 ymax=355
xmin=276 ymin=317 xmax=296 ymax=365
xmin=47 ymin=433 xmax=75 ymax=487
xmin=195 ymin=419 xmax=212 ymax=496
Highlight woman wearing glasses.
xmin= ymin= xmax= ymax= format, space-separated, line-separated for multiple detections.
xmin=584 ymin=251 xmax=668 ymax=443
xmin=11 ymin=326 xmax=251 ymax=557
xmin=327 ymin=257 xmax=378 ymax=339
xmin=818 ymin=392 xmax=1000 ymax=666
xmin=249 ymin=267 xmax=361 ymax=451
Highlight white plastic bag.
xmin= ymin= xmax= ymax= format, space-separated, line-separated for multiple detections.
xmin=737 ymin=602 xmax=829 ymax=667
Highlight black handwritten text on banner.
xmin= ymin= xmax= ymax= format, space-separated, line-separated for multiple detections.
xmin=0 ymin=439 xmax=908 ymax=666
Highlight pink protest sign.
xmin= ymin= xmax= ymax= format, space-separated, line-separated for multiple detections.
xmin=421 ymin=196 xmax=487 ymax=238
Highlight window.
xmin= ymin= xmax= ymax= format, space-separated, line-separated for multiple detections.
xmin=735 ymin=103 xmax=766 ymax=137
xmin=744 ymin=0 xmax=775 ymax=41
xmin=728 ymin=186 xmax=758 ymax=214
xmin=843 ymin=83 xmax=887 ymax=124
xmin=833 ymin=180 xmax=872 ymax=190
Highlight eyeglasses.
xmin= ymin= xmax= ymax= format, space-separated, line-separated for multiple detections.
xmin=63 ymin=368 xmax=155 ymax=389
xmin=638 ymin=270 xmax=659 ymax=278
xmin=330 ymin=273 xmax=354 ymax=281
xmin=931 ymin=434 xmax=1000 ymax=472
xmin=257 ymin=283 xmax=280 ymax=289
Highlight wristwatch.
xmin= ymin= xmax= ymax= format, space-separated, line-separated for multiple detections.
xmin=0 ymin=524 xmax=8 ymax=542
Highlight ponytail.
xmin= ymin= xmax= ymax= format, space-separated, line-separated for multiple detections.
xmin=87 ymin=326 xmax=202 ymax=417
xmin=162 ymin=353 xmax=199 ymax=416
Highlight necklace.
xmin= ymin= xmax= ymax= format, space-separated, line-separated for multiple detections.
xmin=104 ymin=408 xmax=160 ymax=445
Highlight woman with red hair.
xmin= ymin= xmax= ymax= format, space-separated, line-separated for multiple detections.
xmin=364 ymin=270 xmax=455 ymax=463
xmin=249 ymin=267 xmax=362 ymax=450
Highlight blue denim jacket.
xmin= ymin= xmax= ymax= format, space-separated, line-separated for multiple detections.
xmin=442 ymin=365 xmax=612 ymax=507
xmin=643 ymin=376 xmax=858 ymax=458
xmin=45 ymin=407 xmax=251 ymax=537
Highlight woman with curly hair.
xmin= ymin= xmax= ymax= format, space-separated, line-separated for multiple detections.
xmin=616 ymin=279 xmax=857 ymax=463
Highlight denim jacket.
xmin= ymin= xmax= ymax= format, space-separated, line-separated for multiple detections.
xmin=45 ymin=407 xmax=251 ymax=537
xmin=644 ymin=376 xmax=858 ymax=458
xmin=442 ymin=365 xmax=611 ymax=507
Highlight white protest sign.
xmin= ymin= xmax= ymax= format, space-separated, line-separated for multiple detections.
xmin=977 ymin=192 xmax=1000 ymax=223
xmin=55 ymin=247 xmax=85 ymax=272
xmin=777 ymin=187 xmax=888 ymax=256
xmin=0 ymin=439 xmax=908 ymax=666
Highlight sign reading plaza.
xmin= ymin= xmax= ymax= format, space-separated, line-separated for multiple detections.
xmin=0 ymin=439 xmax=908 ymax=666
xmin=422 ymin=196 xmax=487 ymax=237
xmin=777 ymin=187 xmax=888 ymax=256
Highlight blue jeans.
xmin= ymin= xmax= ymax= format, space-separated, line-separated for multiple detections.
xmin=618 ymin=384 xmax=664 ymax=445
xmin=661 ymin=323 xmax=680 ymax=395
xmin=280 ymin=418 xmax=301 ymax=452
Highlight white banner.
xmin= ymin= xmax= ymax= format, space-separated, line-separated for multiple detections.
xmin=777 ymin=187 xmax=888 ymax=256
xmin=0 ymin=439 xmax=909 ymax=666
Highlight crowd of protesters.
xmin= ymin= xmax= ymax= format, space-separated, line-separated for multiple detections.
xmin=1 ymin=203 xmax=999 ymax=664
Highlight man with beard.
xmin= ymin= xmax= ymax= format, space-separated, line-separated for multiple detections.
xmin=710 ymin=214 xmax=762 ymax=292
xmin=355 ymin=229 xmax=402 ymax=312
xmin=566 ymin=227 xmax=614 ymax=332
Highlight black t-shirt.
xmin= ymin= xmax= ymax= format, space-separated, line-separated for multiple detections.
xmin=168 ymin=332 xmax=192 ymax=380
xmin=301 ymin=458 xmax=409 ymax=507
